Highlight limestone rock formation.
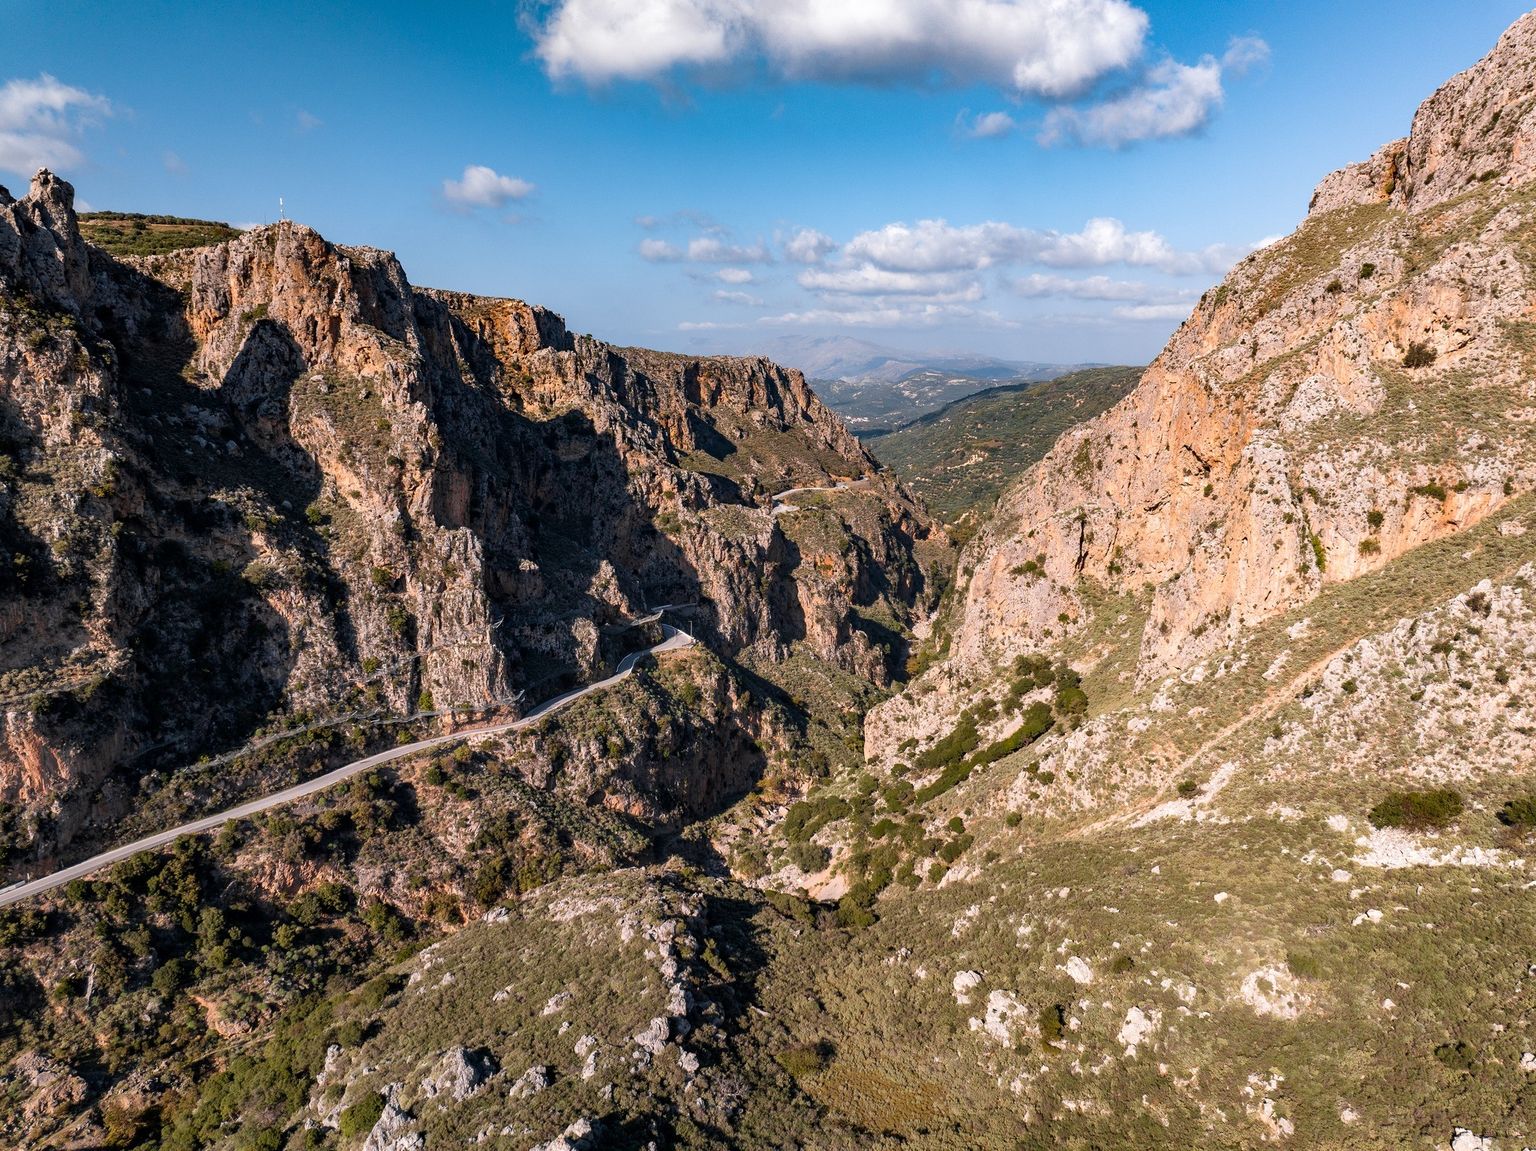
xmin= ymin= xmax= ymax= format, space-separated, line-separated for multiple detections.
xmin=0 ymin=170 xmax=941 ymax=858
xmin=873 ymin=11 xmax=1536 ymax=760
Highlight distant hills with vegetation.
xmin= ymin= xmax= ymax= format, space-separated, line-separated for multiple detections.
xmin=865 ymin=366 xmax=1141 ymax=532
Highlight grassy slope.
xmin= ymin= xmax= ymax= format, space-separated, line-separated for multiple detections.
xmin=866 ymin=366 xmax=1141 ymax=527
xmin=78 ymin=212 xmax=242 ymax=257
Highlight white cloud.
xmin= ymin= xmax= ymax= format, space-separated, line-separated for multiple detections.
xmin=1112 ymin=302 xmax=1192 ymax=320
xmin=1041 ymin=36 xmax=1267 ymax=148
xmin=783 ymin=226 xmax=836 ymax=265
xmin=960 ymin=110 xmax=1016 ymax=139
xmin=442 ymin=164 xmax=535 ymax=209
xmin=756 ymin=300 xmax=1013 ymax=330
xmin=639 ymin=238 xmax=684 ymax=261
xmin=641 ymin=231 xmax=770 ymax=263
xmin=687 ymin=234 xmax=770 ymax=263
xmin=162 ymin=150 xmax=188 ymax=175
xmin=534 ymin=0 xmax=1147 ymax=96
xmin=0 ymin=74 xmax=111 ymax=177
xmin=839 ymin=216 xmax=1243 ymax=276
xmin=798 ymin=265 xmax=980 ymax=299
xmin=1222 ymin=35 xmax=1270 ymax=76
xmin=714 ymin=289 xmax=764 ymax=306
xmin=1011 ymin=272 xmax=1190 ymax=302
xmin=716 ymin=267 xmax=754 ymax=283
xmin=295 ymin=109 xmax=323 ymax=133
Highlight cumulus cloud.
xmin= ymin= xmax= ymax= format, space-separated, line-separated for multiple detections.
xmin=1112 ymin=302 xmax=1192 ymax=320
xmin=714 ymin=289 xmax=764 ymax=305
xmin=716 ymin=267 xmax=754 ymax=284
xmin=0 ymin=74 xmax=111 ymax=176
xmin=639 ymin=238 xmax=684 ymax=261
xmin=533 ymin=0 xmax=1147 ymax=96
xmin=442 ymin=164 xmax=535 ymax=209
xmin=840 ymin=216 xmax=1242 ymax=276
xmin=798 ymin=265 xmax=981 ymax=299
xmin=959 ymin=110 xmax=1016 ymax=139
xmin=755 ymin=301 xmax=1012 ymax=330
xmin=1011 ymin=272 xmax=1191 ymax=303
xmin=1041 ymin=35 xmax=1267 ymax=147
xmin=782 ymin=227 xmax=836 ymax=265
xmin=687 ymin=235 xmax=770 ymax=263
xmin=640 ymin=231 xmax=770 ymax=263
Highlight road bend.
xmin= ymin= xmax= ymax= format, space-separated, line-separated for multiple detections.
xmin=0 ymin=626 xmax=696 ymax=909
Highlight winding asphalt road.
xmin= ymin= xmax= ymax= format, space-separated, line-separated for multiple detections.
xmin=770 ymin=477 xmax=871 ymax=517
xmin=0 ymin=625 xmax=695 ymax=909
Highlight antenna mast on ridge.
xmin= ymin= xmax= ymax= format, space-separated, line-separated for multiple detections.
xmin=279 ymin=196 xmax=285 ymax=223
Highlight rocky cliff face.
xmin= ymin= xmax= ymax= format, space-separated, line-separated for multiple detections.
xmin=871 ymin=12 xmax=1536 ymax=760
xmin=0 ymin=173 xmax=940 ymax=851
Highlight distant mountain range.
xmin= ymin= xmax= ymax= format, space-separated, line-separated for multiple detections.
xmin=748 ymin=335 xmax=1101 ymax=430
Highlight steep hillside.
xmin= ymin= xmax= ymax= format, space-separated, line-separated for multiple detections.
xmin=866 ymin=365 xmax=1141 ymax=530
xmin=15 ymin=12 xmax=1536 ymax=1151
xmin=0 ymin=170 xmax=944 ymax=870
xmin=871 ymin=10 xmax=1536 ymax=765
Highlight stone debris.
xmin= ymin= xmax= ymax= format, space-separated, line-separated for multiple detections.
xmin=633 ymin=1017 xmax=670 ymax=1056
xmin=1117 ymin=1007 xmax=1162 ymax=1057
xmin=529 ymin=1117 xmax=603 ymax=1151
xmin=952 ymin=970 xmax=983 ymax=1004
xmin=8 ymin=1052 xmax=88 ymax=1121
xmin=969 ymin=989 xmax=1033 ymax=1047
xmin=1240 ymin=966 xmax=1309 ymax=1020
xmin=542 ymin=992 xmax=573 ymax=1016
xmin=361 ymin=1085 xmax=423 ymax=1151
xmin=1451 ymin=1128 xmax=1494 ymax=1151
xmin=420 ymin=1047 xmax=495 ymax=1102
xmin=1062 ymin=957 xmax=1094 ymax=985
xmin=509 ymin=1065 xmax=551 ymax=1099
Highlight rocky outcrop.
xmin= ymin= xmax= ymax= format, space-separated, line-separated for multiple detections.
xmin=872 ymin=11 xmax=1536 ymax=761
xmin=0 ymin=172 xmax=941 ymax=856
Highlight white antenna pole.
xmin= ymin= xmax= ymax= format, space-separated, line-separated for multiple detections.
xmin=279 ymin=196 xmax=285 ymax=222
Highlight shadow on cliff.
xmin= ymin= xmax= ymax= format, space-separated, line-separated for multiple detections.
xmin=85 ymin=272 xmax=335 ymax=788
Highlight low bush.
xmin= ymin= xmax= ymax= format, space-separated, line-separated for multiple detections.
xmin=777 ymin=1041 xmax=833 ymax=1078
xmin=339 ymin=1091 xmax=386 ymax=1137
xmin=1368 ymin=788 xmax=1463 ymax=830
xmin=1497 ymin=795 xmax=1536 ymax=828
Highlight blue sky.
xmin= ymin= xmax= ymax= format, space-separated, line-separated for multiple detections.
xmin=3 ymin=1 xmax=1532 ymax=366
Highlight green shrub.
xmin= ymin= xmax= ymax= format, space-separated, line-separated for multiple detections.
xmin=788 ymin=840 xmax=830 ymax=873
xmin=777 ymin=1042 xmax=832 ymax=1078
xmin=1004 ymin=811 xmax=1022 ymax=828
xmin=784 ymin=795 xmax=851 ymax=843
xmin=1368 ymin=788 xmax=1463 ymax=830
xmin=1309 ymin=533 xmax=1327 ymax=573
xmin=1402 ymin=341 xmax=1437 ymax=369
xmin=1497 ymin=796 xmax=1536 ymax=828
xmin=1286 ymin=949 xmax=1324 ymax=979
xmin=339 ymin=1091 xmax=386 ymax=1137
xmin=1433 ymin=1040 xmax=1477 ymax=1073
xmin=1039 ymin=1003 xmax=1066 ymax=1047
xmin=1176 ymin=779 xmax=1200 ymax=799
